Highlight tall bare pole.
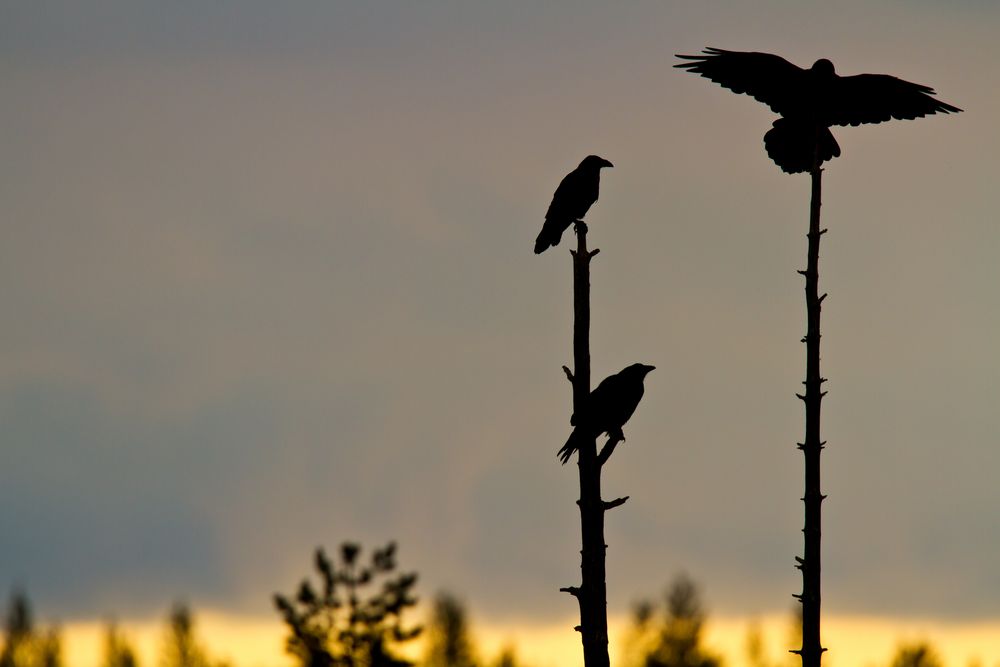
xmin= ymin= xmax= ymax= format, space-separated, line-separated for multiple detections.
xmin=793 ymin=152 xmax=827 ymax=667
xmin=559 ymin=223 xmax=626 ymax=667
xmin=674 ymin=47 xmax=959 ymax=667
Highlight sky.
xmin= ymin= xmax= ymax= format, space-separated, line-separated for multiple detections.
xmin=2 ymin=1 xmax=999 ymax=665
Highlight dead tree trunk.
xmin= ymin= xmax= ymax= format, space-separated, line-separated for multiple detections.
xmin=793 ymin=156 xmax=827 ymax=667
xmin=559 ymin=223 xmax=626 ymax=667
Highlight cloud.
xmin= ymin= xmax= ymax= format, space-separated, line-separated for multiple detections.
xmin=0 ymin=383 xmax=246 ymax=615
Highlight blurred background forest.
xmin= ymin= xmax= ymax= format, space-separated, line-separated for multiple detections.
xmin=0 ymin=542 xmax=965 ymax=667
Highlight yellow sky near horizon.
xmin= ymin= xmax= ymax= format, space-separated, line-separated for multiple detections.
xmin=53 ymin=611 xmax=1000 ymax=667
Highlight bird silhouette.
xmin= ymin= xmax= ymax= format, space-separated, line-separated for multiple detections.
xmin=675 ymin=48 xmax=962 ymax=173
xmin=535 ymin=155 xmax=614 ymax=253
xmin=558 ymin=363 xmax=655 ymax=464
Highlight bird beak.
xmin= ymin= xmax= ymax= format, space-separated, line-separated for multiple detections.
xmin=602 ymin=159 xmax=614 ymax=168
xmin=643 ymin=364 xmax=655 ymax=373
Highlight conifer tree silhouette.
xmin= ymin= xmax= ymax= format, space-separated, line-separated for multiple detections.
xmin=423 ymin=593 xmax=478 ymax=667
xmin=160 ymin=603 xmax=223 ymax=667
xmin=103 ymin=622 xmax=139 ymax=667
xmin=0 ymin=590 xmax=63 ymax=667
xmin=676 ymin=48 xmax=960 ymax=667
xmin=274 ymin=542 xmax=421 ymax=667
xmin=626 ymin=574 xmax=721 ymax=667
xmin=889 ymin=642 xmax=943 ymax=667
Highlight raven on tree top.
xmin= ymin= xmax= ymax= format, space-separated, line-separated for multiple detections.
xmin=535 ymin=155 xmax=614 ymax=254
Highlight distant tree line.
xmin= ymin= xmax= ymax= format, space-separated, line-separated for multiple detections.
xmin=0 ymin=592 xmax=227 ymax=667
xmin=0 ymin=549 xmax=959 ymax=667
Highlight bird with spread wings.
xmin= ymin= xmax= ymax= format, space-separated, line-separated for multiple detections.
xmin=675 ymin=48 xmax=962 ymax=173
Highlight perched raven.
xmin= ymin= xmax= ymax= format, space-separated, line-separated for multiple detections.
xmin=675 ymin=48 xmax=962 ymax=173
xmin=557 ymin=363 xmax=655 ymax=464
xmin=535 ymin=155 xmax=614 ymax=254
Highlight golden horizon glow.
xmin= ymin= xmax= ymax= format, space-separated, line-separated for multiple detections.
xmin=52 ymin=611 xmax=1000 ymax=667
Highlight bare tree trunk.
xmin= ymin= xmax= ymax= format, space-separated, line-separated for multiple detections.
xmin=560 ymin=222 xmax=619 ymax=667
xmin=794 ymin=158 xmax=827 ymax=667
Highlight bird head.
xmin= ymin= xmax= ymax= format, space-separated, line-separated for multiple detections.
xmin=580 ymin=155 xmax=614 ymax=170
xmin=625 ymin=363 xmax=656 ymax=377
xmin=810 ymin=59 xmax=835 ymax=77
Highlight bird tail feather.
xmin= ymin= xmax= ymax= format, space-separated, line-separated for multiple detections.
xmin=763 ymin=119 xmax=841 ymax=174
xmin=534 ymin=220 xmax=565 ymax=254
xmin=557 ymin=428 xmax=584 ymax=464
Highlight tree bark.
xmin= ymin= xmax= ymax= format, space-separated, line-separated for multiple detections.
xmin=561 ymin=222 xmax=611 ymax=667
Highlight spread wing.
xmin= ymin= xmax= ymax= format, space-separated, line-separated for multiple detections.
xmin=675 ymin=47 xmax=807 ymax=115
xmin=825 ymin=73 xmax=962 ymax=126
